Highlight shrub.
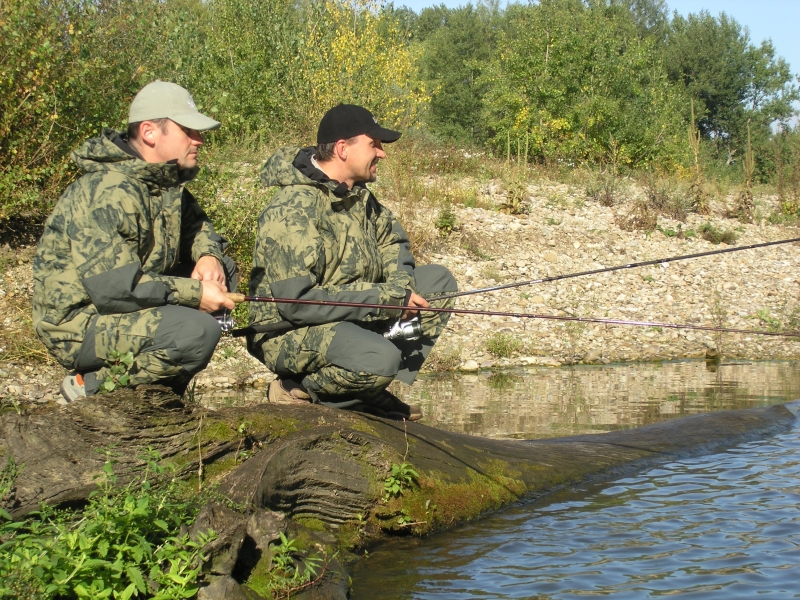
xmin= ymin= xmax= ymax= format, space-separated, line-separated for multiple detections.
xmin=699 ymin=222 xmax=739 ymax=245
xmin=486 ymin=332 xmax=522 ymax=358
xmin=0 ymin=449 xmax=213 ymax=599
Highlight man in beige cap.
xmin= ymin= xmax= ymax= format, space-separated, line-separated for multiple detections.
xmin=33 ymin=81 xmax=236 ymax=402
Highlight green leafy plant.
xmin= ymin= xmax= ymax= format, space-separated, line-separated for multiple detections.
xmin=486 ymin=332 xmax=522 ymax=358
xmin=699 ymin=222 xmax=738 ymax=245
xmin=756 ymin=308 xmax=782 ymax=332
xmin=247 ymin=532 xmax=324 ymax=598
xmin=0 ymin=448 xmax=214 ymax=599
xmin=499 ymin=173 xmax=529 ymax=215
xmin=0 ymin=396 xmax=22 ymax=416
xmin=383 ymin=463 xmax=419 ymax=500
xmin=658 ymin=226 xmax=676 ymax=237
xmin=100 ymin=350 xmax=134 ymax=393
xmin=0 ymin=457 xmax=19 ymax=521
xmin=396 ymin=508 xmax=412 ymax=526
xmin=235 ymin=420 xmax=260 ymax=463
xmin=435 ymin=205 xmax=458 ymax=237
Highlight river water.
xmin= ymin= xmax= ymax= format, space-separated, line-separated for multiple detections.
xmin=343 ymin=360 xmax=800 ymax=599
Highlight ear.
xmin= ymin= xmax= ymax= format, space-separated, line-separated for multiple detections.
xmin=138 ymin=121 xmax=159 ymax=148
xmin=334 ymin=138 xmax=350 ymax=161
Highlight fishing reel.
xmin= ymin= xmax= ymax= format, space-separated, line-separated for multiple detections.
xmin=384 ymin=317 xmax=422 ymax=342
xmin=215 ymin=310 xmax=235 ymax=332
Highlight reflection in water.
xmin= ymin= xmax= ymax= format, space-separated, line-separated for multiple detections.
xmin=350 ymin=421 xmax=800 ymax=599
xmin=196 ymin=360 xmax=800 ymax=441
xmin=403 ymin=360 xmax=800 ymax=439
xmin=195 ymin=361 xmax=800 ymax=598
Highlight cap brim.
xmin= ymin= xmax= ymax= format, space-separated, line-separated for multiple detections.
xmin=171 ymin=112 xmax=221 ymax=132
xmin=369 ymin=126 xmax=401 ymax=143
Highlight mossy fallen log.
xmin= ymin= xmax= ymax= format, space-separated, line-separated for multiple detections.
xmin=2 ymin=386 xmax=797 ymax=598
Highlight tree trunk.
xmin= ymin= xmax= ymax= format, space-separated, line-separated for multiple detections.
xmin=2 ymin=386 xmax=797 ymax=598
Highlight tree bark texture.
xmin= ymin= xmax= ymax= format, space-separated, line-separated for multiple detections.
xmin=3 ymin=388 xmax=798 ymax=600
xmin=2 ymin=387 xmax=797 ymax=534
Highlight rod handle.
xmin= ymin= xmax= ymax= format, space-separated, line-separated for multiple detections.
xmin=226 ymin=292 xmax=247 ymax=304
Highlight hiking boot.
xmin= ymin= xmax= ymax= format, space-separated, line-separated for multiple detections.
xmin=59 ymin=372 xmax=87 ymax=404
xmin=363 ymin=390 xmax=423 ymax=421
xmin=268 ymin=379 xmax=312 ymax=405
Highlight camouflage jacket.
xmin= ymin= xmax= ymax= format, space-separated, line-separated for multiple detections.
xmin=32 ymin=129 xmax=226 ymax=368
xmin=247 ymin=146 xmax=415 ymax=362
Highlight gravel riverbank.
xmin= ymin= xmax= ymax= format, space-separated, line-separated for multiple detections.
xmin=3 ymin=178 xmax=800 ymax=408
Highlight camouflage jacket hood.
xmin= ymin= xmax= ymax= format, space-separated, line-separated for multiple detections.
xmin=71 ymin=129 xmax=199 ymax=191
xmin=260 ymin=145 xmax=350 ymax=194
xmin=247 ymin=146 xmax=417 ymax=367
xmin=33 ymin=129 xmax=225 ymax=368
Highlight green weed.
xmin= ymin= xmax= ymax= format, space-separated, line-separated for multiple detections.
xmin=99 ymin=350 xmax=134 ymax=393
xmin=586 ymin=170 xmax=622 ymax=207
xmin=384 ymin=463 xmax=419 ymax=500
xmin=435 ymin=206 xmax=458 ymax=237
xmin=699 ymin=222 xmax=739 ymax=245
xmin=246 ymin=532 xmax=325 ymax=598
xmin=481 ymin=267 xmax=503 ymax=282
xmin=0 ymin=449 xmax=213 ymax=599
xmin=486 ymin=333 xmax=522 ymax=358
xmin=753 ymin=304 xmax=800 ymax=334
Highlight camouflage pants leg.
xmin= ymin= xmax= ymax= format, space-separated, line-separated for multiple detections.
xmin=74 ymin=305 xmax=221 ymax=394
xmin=274 ymin=322 xmax=401 ymax=400
xmin=274 ymin=263 xmax=457 ymax=399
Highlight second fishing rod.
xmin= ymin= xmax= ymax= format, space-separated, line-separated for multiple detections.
xmin=427 ymin=235 xmax=800 ymax=301
xmin=223 ymin=236 xmax=800 ymax=339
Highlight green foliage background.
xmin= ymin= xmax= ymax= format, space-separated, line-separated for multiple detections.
xmin=1 ymin=0 xmax=798 ymax=220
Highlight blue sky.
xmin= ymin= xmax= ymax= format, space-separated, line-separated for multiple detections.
xmin=396 ymin=0 xmax=800 ymax=77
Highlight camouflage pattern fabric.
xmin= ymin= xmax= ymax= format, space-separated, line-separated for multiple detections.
xmin=247 ymin=146 xmax=457 ymax=398
xmin=295 ymin=265 xmax=457 ymax=399
xmin=92 ymin=309 xmax=184 ymax=386
xmin=32 ymin=128 xmax=227 ymax=385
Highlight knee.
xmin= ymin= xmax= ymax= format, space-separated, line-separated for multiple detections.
xmin=416 ymin=264 xmax=458 ymax=295
xmin=180 ymin=313 xmax=221 ymax=370
xmin=155 ymin=308 xmax=221 ymax=373
xmin=326 ymin=323 xmax=402 ymax=377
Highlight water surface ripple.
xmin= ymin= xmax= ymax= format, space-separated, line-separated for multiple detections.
xmin=351 ymin=372 xmax=800 ymax=598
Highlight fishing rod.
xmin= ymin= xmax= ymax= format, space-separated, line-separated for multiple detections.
xmin=225 ymin=293 xmax=800 ymax=340
xmin=428 ymin=235 xmax=800 ymax=301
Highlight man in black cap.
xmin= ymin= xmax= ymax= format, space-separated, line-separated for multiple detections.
xmin=246 ymin=104 xmax=457 ymax=420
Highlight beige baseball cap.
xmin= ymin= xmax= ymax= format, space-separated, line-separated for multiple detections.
xmin=128 ymin=81 xmax=220 ymax=131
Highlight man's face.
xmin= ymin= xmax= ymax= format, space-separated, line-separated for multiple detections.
xmin=346 ymin=134 xmax=386 ymax=184
xmin=151 ymin=120 xmax=204 ymax=169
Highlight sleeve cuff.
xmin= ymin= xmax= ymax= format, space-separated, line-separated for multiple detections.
xmin=196 ymin=249 xmax=225 ymax=264
xmin=170 ymin=277 xmax=204 ymax=308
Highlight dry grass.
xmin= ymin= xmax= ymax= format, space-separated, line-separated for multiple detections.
xmin=423 ymin=344 xmax=463 ymax=372
xmin=0 ymin=295 xmax=55 ymax=365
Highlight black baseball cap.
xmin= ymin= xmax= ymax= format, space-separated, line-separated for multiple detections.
xmin=317 ymin=104 xmax=401 ymax=144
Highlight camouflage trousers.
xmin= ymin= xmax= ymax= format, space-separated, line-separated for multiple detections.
xmin=273 ymin=264 xmax=457 ymax=401
xmin=73 ymin=257 xmax=236 ymax=394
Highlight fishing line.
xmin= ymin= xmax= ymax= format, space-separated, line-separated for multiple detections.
xmin=427 ymin=235 xmax=800 ymax=301
xmin=226 ymin=294 xmax=800 ymax=340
